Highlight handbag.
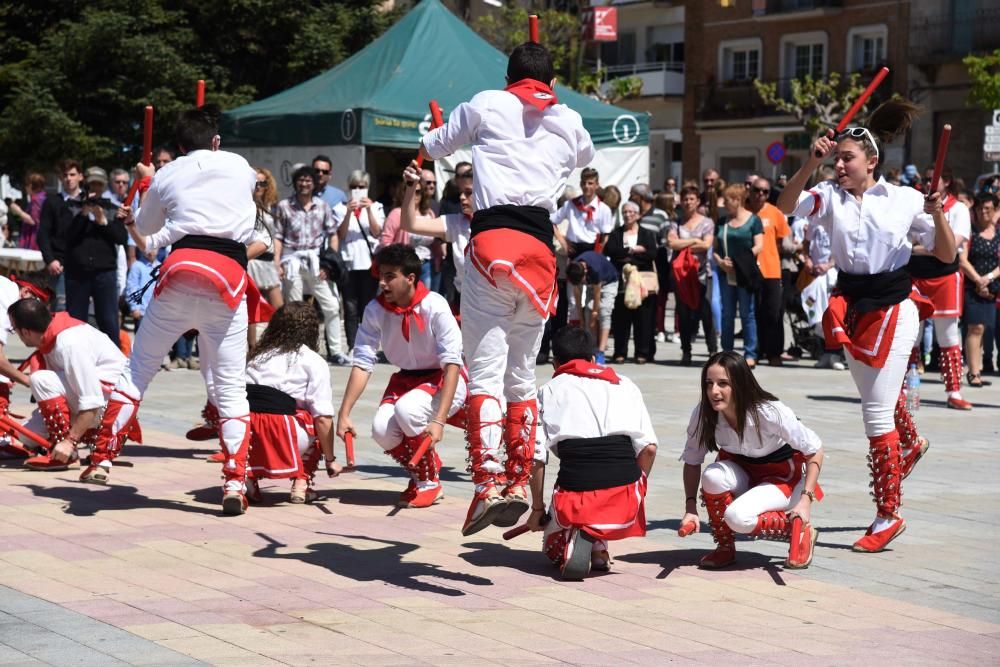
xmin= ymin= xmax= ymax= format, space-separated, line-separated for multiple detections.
xmin=638 ymin=267 xmax=659 ymax=296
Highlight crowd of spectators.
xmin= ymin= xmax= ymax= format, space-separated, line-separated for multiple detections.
xmin=3 ymin=154 xmax=999 ymax=380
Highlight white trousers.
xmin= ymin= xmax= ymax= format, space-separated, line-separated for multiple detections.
xmin=282 ymin=263 xmax=343 ymax=355
xmin=846 ymin=298 xmax=920 ymax=437
xmin=371 ymin=377 xmax=468 ymax=450
xmin=932 ymin=317 xmax=961 ymax=347
xmin=461 ymin=268 xmax=546 ymax=402
xmin=22 ymin=370 xmax=107 ymax=445
xmin=701 ymin=460 xmax=805 ymax=534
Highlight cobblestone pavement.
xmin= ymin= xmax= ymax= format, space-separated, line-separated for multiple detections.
xmin=0 ymin=336 xmax=997 ymax=665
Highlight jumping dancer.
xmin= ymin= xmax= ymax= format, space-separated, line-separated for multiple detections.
xmin=777 ymin=100 xmax=956 ymax=552
xmin=421 ymin=42 xmax=594 ymax=535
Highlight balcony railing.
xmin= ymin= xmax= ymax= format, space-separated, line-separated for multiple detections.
xmin=601 ymin=61 xmax=685 ymax=97
xmin=695 ymin=70 xmax=892 ymax=123
xmin=910 ymin=7 xmax=1000 ymax=61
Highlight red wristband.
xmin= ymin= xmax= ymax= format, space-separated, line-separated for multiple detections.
xmin=137 ymin=175 xmax=152 ymax=195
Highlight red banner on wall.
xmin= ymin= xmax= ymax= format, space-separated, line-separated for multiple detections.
xmin=582 ymin=7 xmax=618 ymax=42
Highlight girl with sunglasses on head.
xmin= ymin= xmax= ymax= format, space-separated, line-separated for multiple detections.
xmin=777 ymin=100 xmax=956 ymax=554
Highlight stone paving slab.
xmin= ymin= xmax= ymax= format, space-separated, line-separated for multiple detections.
xmin=0 ymin=336 xmax=997 ymax=664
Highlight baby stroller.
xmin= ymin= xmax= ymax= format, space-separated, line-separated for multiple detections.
xmin=785 ymin=280 xmax=825 ymax=361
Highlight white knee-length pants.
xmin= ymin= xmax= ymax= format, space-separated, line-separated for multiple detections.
xmin=21 ymin=370 xmax=108 ymax=445
xmin=461 ymin=268 xmax=546 ymax=402
xmin=371 ymin=377 xmax=468 ymax=450
xmin=701 ymin=460 xmax=805 ymax=534
xmin=845 ymin=299 xmax=920 ymax=437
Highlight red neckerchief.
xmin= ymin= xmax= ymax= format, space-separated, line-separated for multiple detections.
xmin=504 ymin=78 xmax=558 ymax=112
xmin=573 ymin=196 xmax=596 ymax=222
xmin=354 ymin=208 xmax=362 ymax=220
xmin=38 ymin=312 xmax=86 ymax=355
xmin=942 ymin=194 xmax=957 ymax=213
xmin=553 ymin=359 xmax=620 ymax=384
xmin=376 ymin=281 xmax=430 ymax=342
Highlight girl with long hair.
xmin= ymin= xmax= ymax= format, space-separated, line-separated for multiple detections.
xmin=678 ymin=352 xmax=824 ymax=569
xmin=777 ymin=99 xmax=956 ymax=553
xmin=244 ymin=302 xmax=340 ymax=504
xmin=8 ymin=172 xmax=46 ymax=250
xmin=249 ymin=167 xmax=283 ymax=310
xmin=668 ymin=185 xmax=717 ymax=365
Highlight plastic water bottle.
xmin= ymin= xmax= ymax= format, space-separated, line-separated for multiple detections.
xmin=905 ymin=364 xmax=921 ymax=412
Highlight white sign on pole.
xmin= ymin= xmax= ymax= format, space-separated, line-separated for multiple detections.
xmin=984 ymin=110 xmax=1000 ymax=160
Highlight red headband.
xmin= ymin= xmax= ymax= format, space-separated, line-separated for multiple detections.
xmin=15 ymin=279 xmax=51 ymax=304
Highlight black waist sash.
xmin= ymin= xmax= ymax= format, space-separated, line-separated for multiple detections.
xmin=471 ymin=205 xmax=554 ymax=253
xmin=837 ymin=267 xmax=911 ymax=335
xmin=172 ymin=234 xmax=248 ymax=270
xmin=727 ymin=443 xmax=794 ymax=466
xmin=247 ymin=384 xmax=296 ymax=415
xmin=556 ymin=435 xmax=640 ymax=492
xmin=257 ymin=251 xmax=275 ymax=262
xmin=397 ymin=367 xmax=440 ymax=377
xmin=908 ymin=254 xmax=960 ymax=279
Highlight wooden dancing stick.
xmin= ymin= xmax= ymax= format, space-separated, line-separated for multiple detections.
xmin=407 ymin=434 xmax=433 ymax=469
xmin=344 ymin=431 xmax=356 ymax=468
xmin=928 ymin=124 xmax=952 ymax=195
xmin=123 ymin=105 xmax=155 ymax=207
xmin=415 ymin=100 xmax=445 ymax=169
xmin=814 ymin=66 xmax=890 ymax=157
xmin=503 ymin=511 xmax=550 ymax=540
xmin=677 ymin=519 xmax=697 ymax=537
xmin=0 ymin=415 xmax=51 ymax=451
xmin=196 ymin=79 xmax=205 ymax=107
xmin=788 ymin=516 xmax=804 ymax=565
xmin=529 ymin=14 xmax=539 ymax=43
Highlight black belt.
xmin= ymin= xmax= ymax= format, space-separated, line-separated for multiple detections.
xmin=556 ymin=435 xmax=640 ymax=492
xmin=471 ymin=205 xmax=554 ymax=253
xmin=173 ymin=234 xmax=248 ymax=270
xmin=257 ymin=251 xmax=275 ymax=262
xmin=728 ymin=443 xmax=794 ymax=466
xmin=397 ymin=367 xmax=440 ymax=377
xmin=247 ymin=384 xmax=296 ymax=415
xmin=908 ymin=255 xmax=960 ymax=278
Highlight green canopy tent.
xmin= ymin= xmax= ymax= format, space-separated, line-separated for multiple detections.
xmin=220 ymin=0 xmax=648 ymax=190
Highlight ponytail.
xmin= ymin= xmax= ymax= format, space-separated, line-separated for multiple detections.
xmin=867 ymin=98 xmax=922 ymax=147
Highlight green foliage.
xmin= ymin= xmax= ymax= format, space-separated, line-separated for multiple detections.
xmin=473 ymin=6 xmax=583 ymax=90
xmin=0 ymin=0 xmax=399 ymax=177
xmin=754 ymin=72 xmax=870 ymax=135
xmin=964 ymin=49 xmax=1000 ymax=110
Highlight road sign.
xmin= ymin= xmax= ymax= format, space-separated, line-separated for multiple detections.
xmin=986 ymin=110 xmax=1000 ymax=161
xmin=766 ymin=141 xmax=786 ymax=165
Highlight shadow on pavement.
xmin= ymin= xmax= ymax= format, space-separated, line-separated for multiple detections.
xmin=253 ymin=532 xmax=492 ymax=597
xmin=125 ymin=444 xmax=218 ymax=460
xmin=324 ymin=488 xmax=406 ymax=506
xmin=458 ymin=541 xmax=561 ymax=579
xmin=617 ymin=548 xmax=788 ymax=584
xmin=806 ymin=394 xmax=862 ymax=405
xmin=350 ymin=463 xmax=468 ymax=483
xmin=18 ymin=483 xmax=219 ymax=517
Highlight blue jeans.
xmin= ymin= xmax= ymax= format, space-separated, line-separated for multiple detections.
xmin=172 ymin=334 xmax=194 ymax=360
xmin=710 ymin=263 xmax=723 ymax=336
xmin=719 ymin=278 xmax=758 ymax=360
xmin=64 ymin=268 xmax=119 ymax=345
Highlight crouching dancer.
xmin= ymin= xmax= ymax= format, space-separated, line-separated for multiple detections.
xmin=81 ymin=105 xmax=260 ymax=516
xmin=336 ymin=244 xmax=465 ymax=508
xmin=246 ymin=302 xmax=340 ymax=504
xmin=8 ymin=299 xmax=140 ymax=470
xmin=526 ymin=327 xmax=657 ymax=580
xmin=678 ymin=351 xmax=824 ymax=569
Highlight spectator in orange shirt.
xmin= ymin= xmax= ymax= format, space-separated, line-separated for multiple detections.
xmin=747 ymin=177 xmax=791 ymax=366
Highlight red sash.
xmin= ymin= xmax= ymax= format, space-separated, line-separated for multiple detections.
xmin=822 ymin=289 xmax=933 ymax=368
xmin=504 ymin=79 xmax=558 ymax=111
xmin=155 ymin=248 xmax=248 ymax=310
xmin=573 ymin=197 xmax=595 ymax=222
xmin=247 ymin=409 xmax=315 ymax=479
xmin=469 ymin=228 xmax=557 ymax=317
xmin=913 ymin=273 xmax=963 ymax=318
xmin=552 ymin=475 xmax=646 ymax=542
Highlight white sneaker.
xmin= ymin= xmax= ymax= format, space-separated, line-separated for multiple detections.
xmin=655 ymin=332 xmax=666 ymax=343
xmin=831 ymin=359 xmax=846 ymax=371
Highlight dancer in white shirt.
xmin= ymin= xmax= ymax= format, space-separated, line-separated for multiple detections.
xmin=526 ymin=326 xmax=656 ymax=580
xmin=78 ymin=105 xmax=263 ymax=516
xmin=778 ymin=100 xmax=956 ymax=552
xmin=678 ymin=351 xmax=824 ymax=569
xmin=336 ymin=244 xmax=465 ymax=509
xmin=551 ymin=168 xmax=613 ymax=257
xmin=245 ymin=302 xmax=340 ymax=504
xmin=6 ymin=299 xmax=138 ymax=471
xmin=421 ymin=42 xmax=594 ymax=535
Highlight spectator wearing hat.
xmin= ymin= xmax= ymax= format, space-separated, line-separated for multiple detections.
xmin=43 ymin=165 xmax=127 ymax=344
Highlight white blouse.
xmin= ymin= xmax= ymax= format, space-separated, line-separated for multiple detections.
xmin=335 ymin=202 xmax=385 ymax=271
xmin=793 ymin=178 xmax=936 ymax=275
xmin=680 ymin=400 xmax=821 ymax=466
xmin=246 ymin=345 xmax=335 ymax=418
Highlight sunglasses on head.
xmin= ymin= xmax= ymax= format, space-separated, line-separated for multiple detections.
xmin=837 ymin=126 xmax=879 ymax=160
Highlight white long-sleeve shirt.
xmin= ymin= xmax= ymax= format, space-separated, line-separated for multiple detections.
xmin=352 ymin=290 xmax=462 ymax=373
xmin=551 ymin=197 xmax=614 ymax=244
xmin=422 ymin=89 xmax=595 ymax=213
xmin=680 ymin=400 xmax=821 ymax=466
xmin=793 ymin=178 xmax=935 ymax=275
xmin=537 ymin=372 xmax=657 ymax=461
xmin=44 ymin=325 xmax=127 ymax=412
xmin=136 ymin=150 xmax=256 ymax=245
xmin=246 ymin=345 xmax=335 ymax=417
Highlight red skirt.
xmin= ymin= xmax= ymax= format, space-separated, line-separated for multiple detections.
xmin=823 ymin=289 xmax=934 ymax=368
xmin=247 ymin=409 xmax=315 ymax=479
xmin=468 ymin=228 xmax=557 ymax=317
xmin=913 ymin=273 xmax=963 ymax=318
xmin=551 ymin=475 xmax=647 ymax=541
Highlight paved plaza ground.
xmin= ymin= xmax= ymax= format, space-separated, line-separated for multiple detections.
xmin=0 ymin=335 xmax=997 ymax=665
